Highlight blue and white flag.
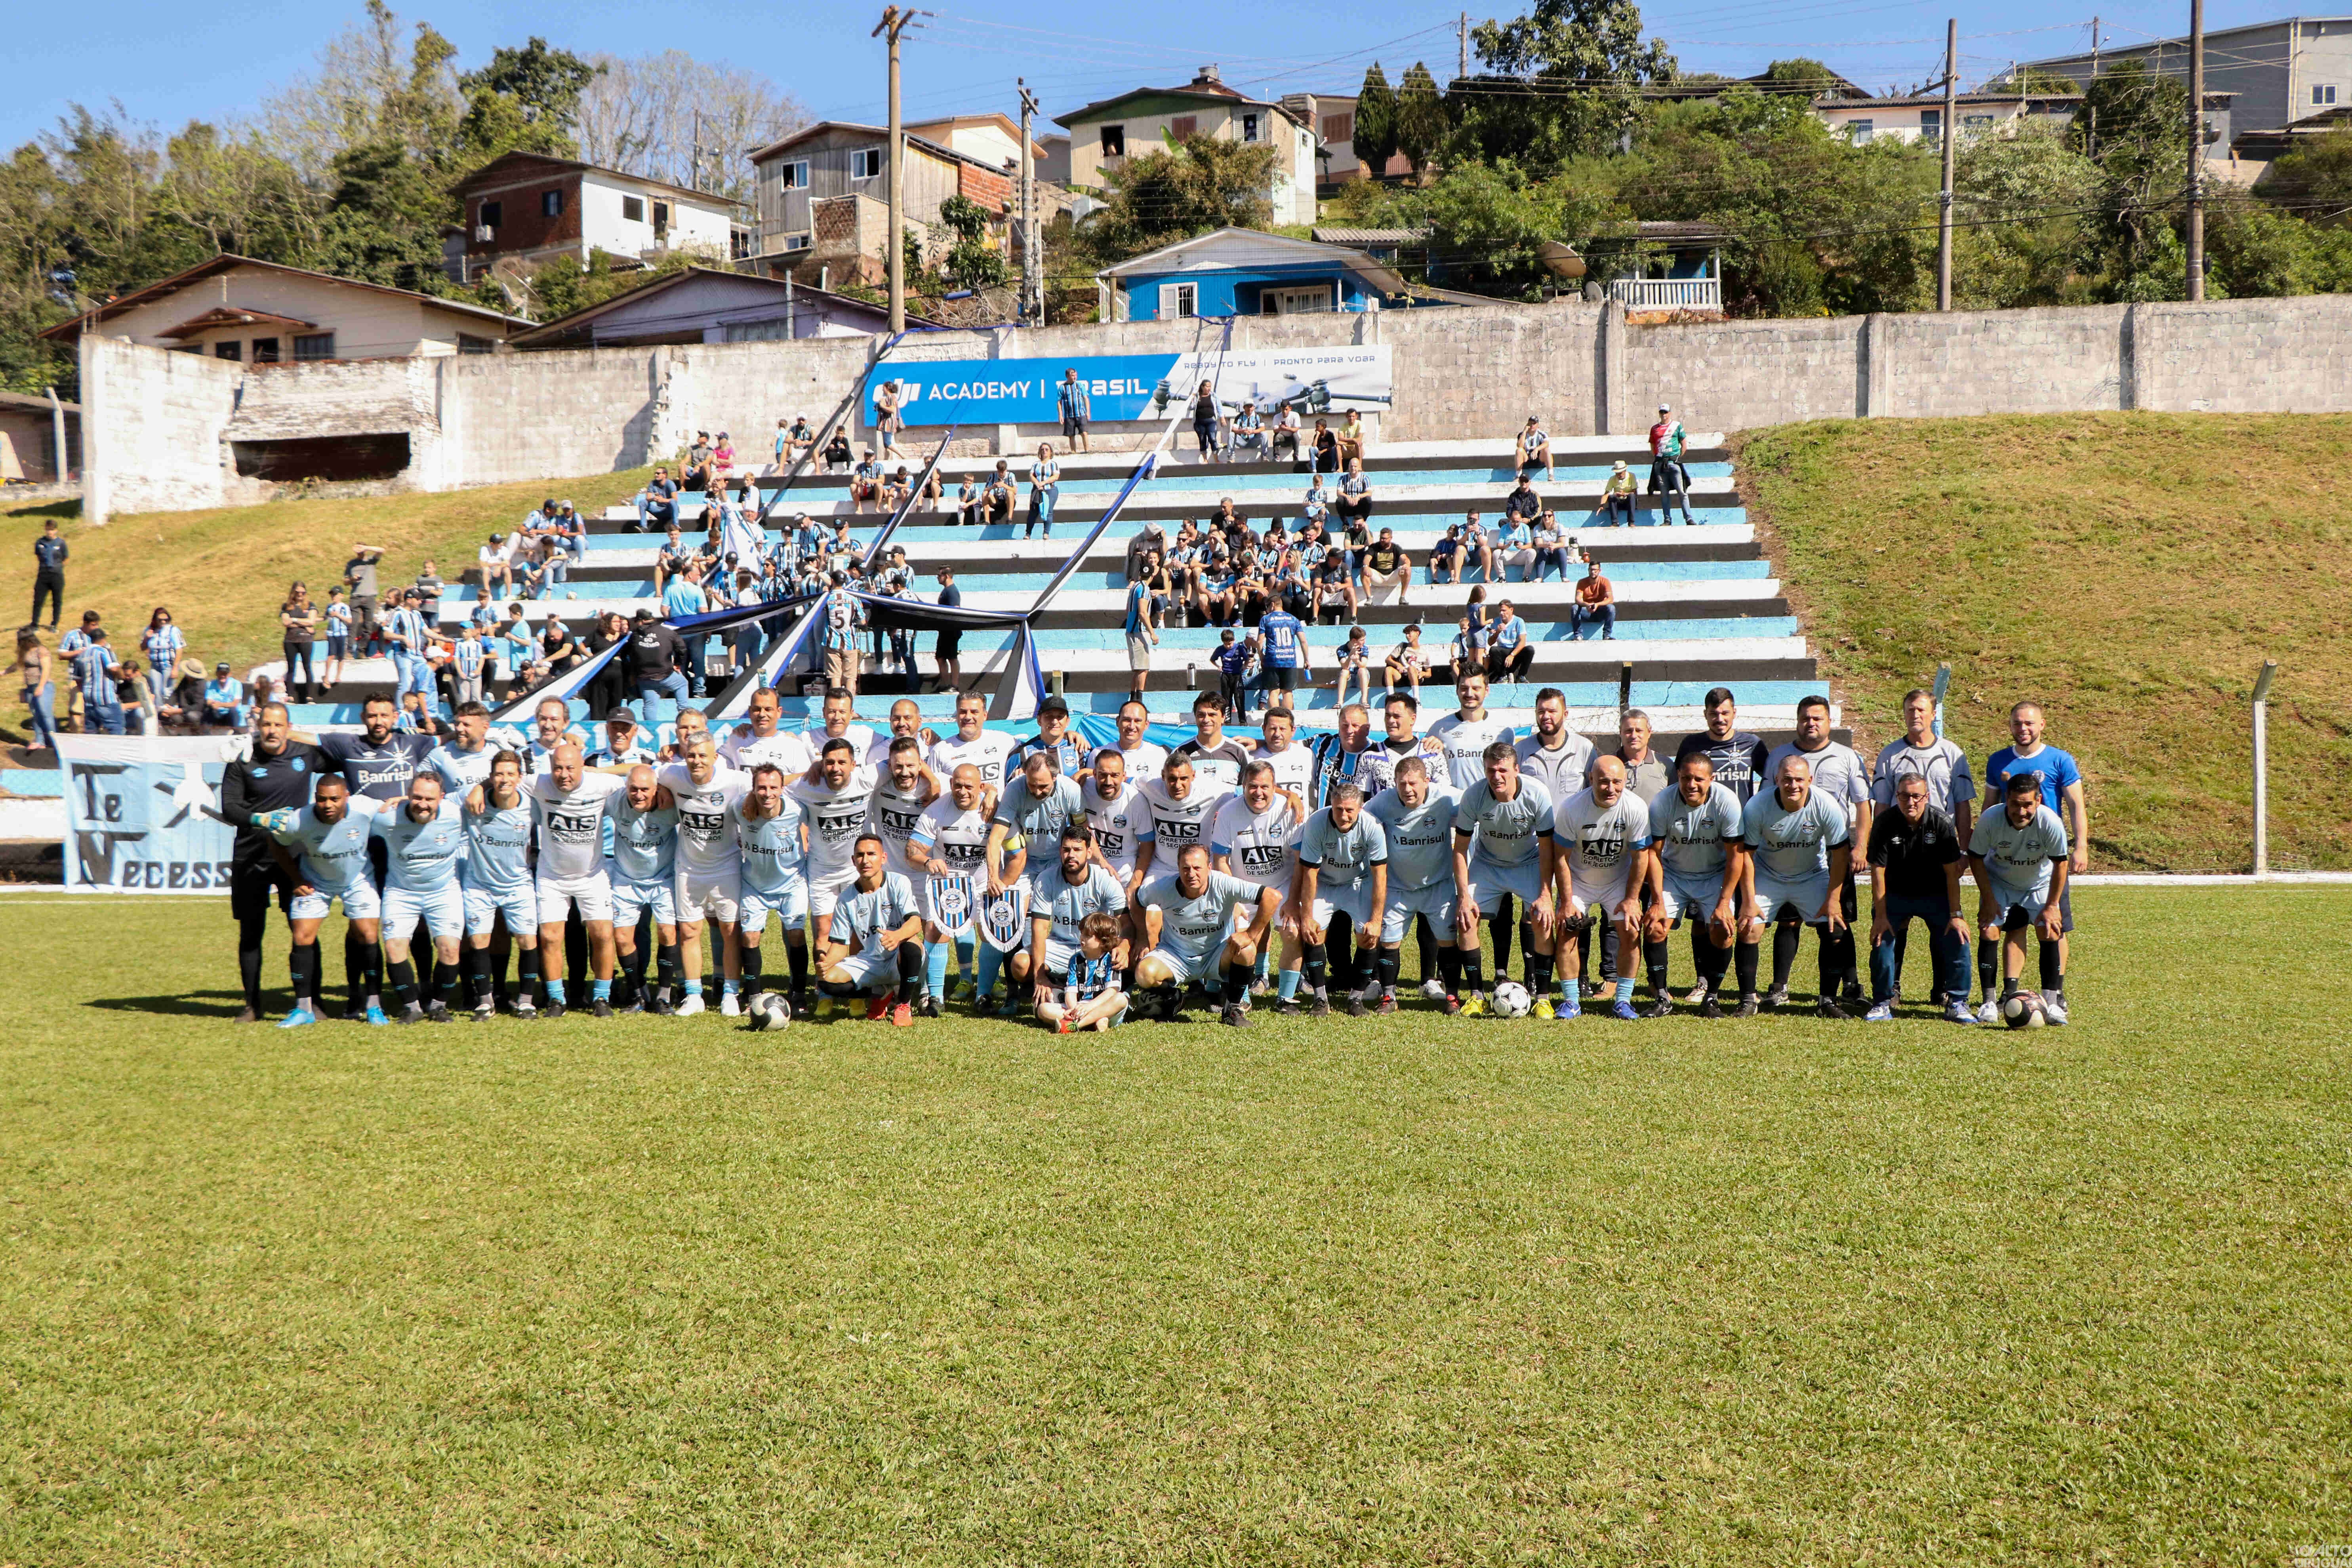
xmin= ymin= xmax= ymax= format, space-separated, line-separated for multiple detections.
xmin=978 ymin=882 xmax=1031 ymax=953
xmin=924 ymin=873 xmax=978 ymax=937
xmin=56 ymin=734 xmax=241 ymax=893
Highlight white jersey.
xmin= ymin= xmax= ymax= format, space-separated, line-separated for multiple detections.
xmin=1762 ymin=739 xmax=1871 ymax=826
xmin=801 ymin=724 xmax=880 ymax=771
xmin=911 ymin=796 xmax=991 ymax=877
xmin=1083 ymin=780 xmax=1152 ymax=876
xmin=656 ymin=762 xmax=752 ymax=876
xmin=1211 ymin=794 xmax=1300 ymax=890
xmin=1553 ymin=787 xmax=1653 ymax=890
xmin=791 ymin=765 xmax=878 ymax=880
xmin=1106 ymin=739 xmax=1169 ymax=783
xmin=1253 ymin=741 xmax=1316 ymax=801
xmin=1872 ymin=736 xmax=1974 ymax=816
xmin=525 ymin=772 xmax=626 ymax=881
xmin=1426 ymin=713 xmax=1518 ymax=793
xmin=1514 ymin=732 xmax=1596 ymax=803
xmin=1140 ymin=778 xmax=1230 ymax=878
xmin=721 ymin=726 xmax=813 ymax=776
xmin=867 ymin=730 xmax=932 ymax=769
xmin=928 ymin=729 xmax=1020 ymax=790
xmin=865 ymin=777 xmax=931 ymax=879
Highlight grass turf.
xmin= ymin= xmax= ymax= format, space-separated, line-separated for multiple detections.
xmin=3 ymin=889 xmax=2348 ymax=1563
xmin=1739 ymin=413 xmax=2352 ymax=873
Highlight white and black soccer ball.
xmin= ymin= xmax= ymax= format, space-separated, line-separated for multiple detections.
xmin=751 ymin=992 xmax=793 ymax=1031
xmin=1491 ymin=980 xmax=1532 ymax=1018
xmin=2000 ymin=990 xmax=2047 ymax=1031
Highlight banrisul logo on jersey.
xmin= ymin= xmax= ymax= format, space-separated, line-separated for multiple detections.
xmin=865 ymin=347 xmax=1394 ymax=428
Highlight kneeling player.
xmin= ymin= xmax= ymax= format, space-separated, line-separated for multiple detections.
xmin=1450 ymin=742 xmax=1557 ymax=1016
xmin=1134 ymin=844 xmax=1282 ymax=1027
xmin=1551 ymin=756 xmax=1652 ymax=1020
xmin=1365 ymin=757 xmax=1459 ymax=1009
xmin=1967 ymin=774 xmax=2072 ymax=1023
xmin=1739 ymin=754 xmax=1855 ymax=1019
xmin=1039 ymin=911 xmax=1130 ymax=1033
xmin=816 ymin=834 xmax=924 ymax=1024
xmin=1640 ymin=753 xmax=1748 ymax=1018
xmin=1293 ymin=781 xmax=1388 ymax=1017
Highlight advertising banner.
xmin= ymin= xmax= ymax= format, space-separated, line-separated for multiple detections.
xmin=865 ymin=345 xmax=1392 ymax=427
xmin=55 ymin=734 xmax=242 ymax=893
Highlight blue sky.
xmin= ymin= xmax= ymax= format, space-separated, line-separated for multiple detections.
xmin=0 ymin=0 xmax=2281 ymax=155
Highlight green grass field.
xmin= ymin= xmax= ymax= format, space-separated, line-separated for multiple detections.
xmin=5 ymin=890 xmax=2349 ymax=1564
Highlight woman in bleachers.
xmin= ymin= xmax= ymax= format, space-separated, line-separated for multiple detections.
xmin=1025 ymin=442 xmax=1062 ymax=539
xmin=874 ymin=381 xmax=906 ymax=458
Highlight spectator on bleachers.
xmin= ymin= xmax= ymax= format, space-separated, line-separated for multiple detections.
xmin=873 ymin=382 xmax=905 ymax=458
xmin=1026 ymin=443 xmax=1061 ymax=539
xmin=1647 ymin=404 xmax=1695 ymax=524
xmin=511 ymin=532 xmax=550 ymax=600
xmin=624 ymin=608 xmax=689 ymax=722
xmin=682 ymin=432 xmax=713 ymax=492
xmin=1360 ymin=527 xmax=1411 ymax=606
xmin=1532 ymin=511 xmax=1573 ymax=581
xmin=932 ymin=567 xmax=963 ymax=692
xmin=882 ymin=467 xmax=912 ymax=514
xmin=539 ymin=612 xmax=582 ymax=675
xmin=848 ymin=449 xmax=882 ymax=513
xmin=1315 ymin=549 xmax=1356 ymax=625
xmin=1571 ymin=560 xmax=1616 ymax=640
xmin=1189 ymin=381 xmax=1225 ymax=463
xmin=820 ymin=426 xmax=853 ymax=473
xmin=583 ymin=613 xmax=630 ymax=718
xmin=141 ymin=607 xmax=185 ymax=709
xmin=1494 ymin=512 xmax=1537 ymax=583
xmin=1124 ymin=519 xmax=1168 ymax=584
xmin=279 ymin=583 xmax=318 ymax=705
xmin=10 ymin=630 xmax=59 ymax=751
xmin=1504 ymin=473 xmax=1544 ymax=534
xmin=343 ymin=544 xmax=386 ymax=653
xmin=1460 ymin=511 xmax=1495 ymax=584
xmin=711 ymin=433 xmax=736 ymax=490
xmin=1231 ymin=400 xmax=1267 ymax=459
xmin=1486 ymin=601 xmax=1534 ymax=684
xmin=202 ymin=661 xmax=248 ymax=734
xmin=1386 ymin=623 xmax=1428 ymax=698
xmin=1518 ymin=416 xmax=1555 ymax=481
xmin=322 ymin=587 xmax=351 ymax=690
xmin=654 ymin=526 xmax=692 ymax=593
xmin=1336 ymin=410 xmax=1367 ymax=467
xmin=983 ymin=461 xmax=1016 ymax=525
xmin=1430 ymin=524 xmax=1464 ymax=585
xmin=1334 ymin=457 xmax=1374 ymax=529
xmin=478 ymin=533 xmax=515 ymax=602
xmin=819 ymin=573 xmax=865 ymax=695
xmin=955 ymin=474 xmax=983 ymax=527
xmin=450 ymin=625 xmax=488 ymax=710
xmin=414 ymin=560 xmax=444 ymax=626
xmin=1601 ymin=459 xmax=1638 ymax=526
xmin=1272 ymin=402 xmax=1301 ymax=462
xmin=156 ymin=656 xmax=205 ymax=734
xmin=1450 ymin=615 xmax=1486 ymax=682
xmin=1335 ymin=625 xmax=1372 ymax=709
xmin=1310 ymin=417 xmax=1340 ymax=474
xmin=1058 ymin=368 xmax=1091 ymax=454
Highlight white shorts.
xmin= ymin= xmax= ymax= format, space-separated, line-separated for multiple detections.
xmin=1566 ymin=868 xmax=1633 ymax=921
xmin=1380 ymin=882 xmax=1457 ymax=945
xmin=1656 ymin=868 xmax=1730 ymax=922
xmin=463 ymin=880 xmax=538 ymax=938
xmin=1031 ymin=937 xmax=1079 ymax=977
xmin=740 ymin=876 xmax=809 ymax=935
xmin=833 ymin=943 xmax=902 ymax=991
xmin=536 ymin=869 xmax=614 ymax=925
xmin=809 ymin=865 xmax=858 ymax=916
xmin=1986 ymin=885 xmax=2053 ymax=930
xmin=382 ymin=882 xmax=465 ymax=940
xmin=1309 ymin=879 xmax=1376 ymax=933
xmin=611 ymin=874 xmax=678 ymax=927
xmin=676 ymin=867 xmax=742 ymax=927
xmin=1231 ymin=880 xmax=1284 ymax=937
xmin=1751 ymin=870 xmax=1833 ymax=924
xmin=292 ymin=880 xmax=381 ymax=922
xmin=1462 ymin=853 xmax=1544 ymax=919
xmin=1140 ymin=944 xmax=1212 ymax=985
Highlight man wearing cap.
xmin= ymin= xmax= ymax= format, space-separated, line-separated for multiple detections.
xmin=625 ymin=608 xmax=689 ymax=723
xmin=478 ymin=532 xmax=515 ymax=602
xmin=1600 ymin=459 xmax=1638 ymax=527
xmin=589 ymin=708 xmax=658 ymax=767
xmin=1647 ymin=404 xmax=1695 ymax=525
xmin=1517 ymin=416 xmax=1554 ymax=482
xmin=202 ymin=661 xmax=249 ymax=734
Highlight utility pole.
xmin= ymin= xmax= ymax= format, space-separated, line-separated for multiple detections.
xmin=1459 ymin=11 xmax=1470 ymax=82
xmin=691 ymin=108 xmax=703 ymax=194
xmin=2088 ymin=16 xmax=2100 ymax=158
xmin=2188 ymin=0 xmax=2207 ymax=300
xmin=873 ymin=6 xmax=918 ymax=333
xmin=1937 ymin=18 xmax=1957 ymax=311
xmin=1018 ymin=77 xmax=1041 ymax=326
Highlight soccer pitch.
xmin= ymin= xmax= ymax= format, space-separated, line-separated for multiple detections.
xmin=4 ymin=888 xmax=2348 ymax=1564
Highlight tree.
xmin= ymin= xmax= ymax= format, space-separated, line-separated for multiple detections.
xmin=2259 ymin=123 xmax=2352 ymax=227
xmin=574 ymin=51 xmax=808 ymax=199
xmin=519 ymin=242 xmax=720 ymax=320
xmin=457 ymin=38 xmax=601 ymax=161
xmin=2069 ymin=60 xmax=2193 ymax=295
xmin=1950 ymin=125 xmax=2100 ymax=308
xmin=1757 ymin=58 xmax=1844 ymax=96
xmin=1449 ymin=0 xmax=1677 ymax=169
xmin=1394 ymin=63 xmax=1448 ymax=182
xmin=1986 ymin=65 xmax=2081 ymax=93
xmin=1353 ymin=63 xmax=1397 ymax=178
xmin=936 ymin=192 xmax=1009 ymax=291
xmin=1080 ymin=136 xmax=1277 ymax=265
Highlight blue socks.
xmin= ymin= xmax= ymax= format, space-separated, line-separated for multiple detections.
xmin=684 ymin=978 xmax=703 ymax=997
xmin=976 ymin=943 xmax=1004 ymax=1002
xmin=592 ymin=979 xmax=612 ymax=1001
xmin=924 ymin=941 xmax=951 ymax=999
xmin=1277 ymin=968 xmax=1302 ymax=1002
xmin=545 ymin=977 xmax=566 ymax=1003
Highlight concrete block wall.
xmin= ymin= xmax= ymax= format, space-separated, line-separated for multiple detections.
xmin=1877 ymin=304 xmax=2127 ymax=418
xmin=434 ymin=348 xmax=665 ymax=488
xmin=79 ymin=335 xmax=251 ymax=521
xmin=2133 ymin=297 xmax=2352 ymax=413
xmin=1632 ymin=314 xmax=1867 ymax=429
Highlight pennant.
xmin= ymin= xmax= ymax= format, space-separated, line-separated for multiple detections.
xmin=924 ymin=873 xmax=978 ymax=937
xmin=979 ymin=881 xmax=1031 ymax=953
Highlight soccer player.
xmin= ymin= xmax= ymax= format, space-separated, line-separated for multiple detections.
xmin=657 ymin=734 xmax=751 ymax=1016
xmin=1040 ymin=911 xmax=1129 ymax=1033
xmin=1640 ymin=753 xmax=1748 ymax=1018
xmin=368 ymin=771 xmax=467 ymax=1023
xmin=519 ymin=695 xmax=584 ymax=775
xmin=1674 ymin=687 xmax=1770 ymax=804
xmin=866 ymin=736 xmax=934 ymax=884
xmin=1428 ymin=672 xmax=1517 ymax=795
xmin=1739 ymin=754 xmax=1855 ymax=1019
xmin=873 ymin=697 xmax=942 ymax=767
xmin=720 ymin=684 xmax=814 ymax=775
xmin=1294 ymin=781 xmax=1388 ymax=1016
xmin=1367 ymin=691 xmax=1455 ymax=991
xmin=1967 ymin=774 xmax=2072 ymax=1023
xmin=799 ymin=686 xmax=880 ymax=774
xmin=1551 ymin=755 xmax=1652 ymax=1021
xmin=1172 ymin=692 xmax=1254 ymax=796
xmin=1365 ymin=757 xmax=1460 ymax=1010
xmin=314 ymin=692 xmax=436 ymax=1015
xmin=1864 ymin=774 xmax=1975 ymax=1025
xmin=217 ymin=701 xmax=330 ymax=1023
xmin=1450 ymin=742 xmax=1558 ymax=1016
xmin=1980 ymin=701 xmax=2086 ymax=1022
xmin=908 ymin=762 xmax=991 ymax=1014
xmin=588 ymin=708 xmax=658 ymax=768
xmin=523 ymin=743 xmax=627 ymax=1017
xmin=1019 ymin=695 xmax=1088 ymax=779
xmin=988 ymin=750 xmax=1083 ymax=889
xmin=1138 ymin=752 xmax=1227 ymax=883
xmin=1104 ymin=699 xmax=1168 ymax=783
xmin=1256 ymin=599 xmax=1311 ymax=710
xmin=425 ymin=701 xmax=509 ymax=793
xmin=793 ymin=737 xmax=889 ymax=947
xmin=1082 ymin=749 xmax=1154 ymax=977
xmin=816 ymin=834 xmax=924 ymax=1023
xmin=733 ymin=761 xmax=812 ymax=1015
xmin=1019 ymin=823 xmax=1128 ymax=1022
xmin=927 ymin=691 xmax=1019 ymax=804
xmin=1873 ymin=688 xmax=1975 ymax=1003
xmin=1307 ymin=703 xmax=1376 ymax=810
xmin=1763 ymin=695 xmax=1872 ymax=1004
xmin=1253 ymin=705 xmax=1317 ymax=802
xmin=1614 ymin=708 xmax=1672 ymax=804
xmin=606 ymin=764 xmax=682 ymax=1013
xmin=262 ymin=774 xmax=386 ymax=1026
xmin=1514 ymin=688 xmax=1596 ymax=805
xmin=1212 ymin=760 xmax=1303 ymax=1008
xmin=457 ymin=751 xmax=541 ymax=1018
xmin=1135 ymin=844 xmax=1282 ymax=1028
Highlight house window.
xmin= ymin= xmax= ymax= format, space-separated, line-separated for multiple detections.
xmin=2317 ymin=84 xmax=2340 ymax=105
xmin=1323 ymin=112 xmax=1353 ymax=143
xmin=652 ymin=200 xmax=669 ymax=234
xmin=782 ymin=159 xmax=809 ymax=189
xmin=456 ymin=333 xmax=496 ymax=356
xmin=622 ymin=195 xmax=645 ymax=222
xmin=1170 ymin=115 xmax=1198 ymax=141
xmin=214 ymin=341 xmax=240 ymax=362
xmin=1241 ymin=112 xmax=1260 ymax=143
xmin=850 ymin=147 xmax=883 ymax=180
xmin=1100 ymin=124 xmax=1125 ymax=157
xmin=1847 ymin=119 xmax=1872 ymax=143
xmin=251 ymin=337 xmax=280 ymax=364
xmin=478 ymin=199 xmax=502 ymax=230
xmin=1170 ymin=282 xmax=1197 ymax=318
xmin=1919 ymin=109 xmax=1941 ymax=145
xmin=294 ymin=332 xmax=335 ymax=361
xmin=783 ymin=232 xmax=812 ymax=252
xmin=1964 ymin=113 xmax=1995 ymax=129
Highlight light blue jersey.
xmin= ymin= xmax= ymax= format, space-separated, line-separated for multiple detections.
xmin=733 ymin=796 xmax=809 ymax=897
xmin=1742 ymin=789 xmax=1852 ymax=880
xmin=1365 ymin=792 xmax=1459 ymax=891
xmin=1969 ymin=804 xmax=2070 ymax=901
xmin=607 ymin=794 xmax=681 ymax=885
xmin=1648 ymin=783 xmax=1747 ymax=879
xmin=425 ymin=741 xmax=501 ymax=793
xmin=993 ymin=775 xmax=1084 ymax=844
xmin=371 ymin=799 xmax=466 ymax=894
xmin=1454 ymin=778 xmax=1555 ymax=867
xmin=274 ymin=804 xmax=377 ymax=894
xmin=461 ymin=794 xmax=535 ymax=892
xmin=1296 ymin=809 xmax=1389 ymax=891
xmin=833 ymin=871 xmax=920 ymax=949
xmin=1028 ymin=860 xmax=1127 ymax=947
xmin=1139 ymin=871 xmax=1261 ymax=961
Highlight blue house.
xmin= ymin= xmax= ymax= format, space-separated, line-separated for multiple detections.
xmin=1096 ymin=227 xmax=1410 ymax=321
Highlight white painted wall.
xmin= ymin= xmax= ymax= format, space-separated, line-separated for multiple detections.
xmin=81 ymin=265 xmax=509 ymax=359
xmin=579 ymin=172 xmax=735 ymax=261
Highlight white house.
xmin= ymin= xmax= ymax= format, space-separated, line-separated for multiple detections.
xmin=450 ymin=151 xmax=741 ymax=282
xmin=1056 ymin=67 xmax=1320 ymax=227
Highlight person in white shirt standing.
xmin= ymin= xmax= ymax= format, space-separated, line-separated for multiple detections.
xmin=522 ymin=743 xmax=629 ymax=1017
xmin=1426 ymin=672 xmax=1518 ymax=795
xmin=907 ymin=763 xmax=992 ymax=1014
xmin=1252 ymin=706 xmax=1317 ymax=803
xmin=1212 ymin=761 xmax=1302 ymax=1009
xmin=1513 ymin=686 xmax=1596 ymax=804
xmin=1761 ymin=694 xmax=1872 ymax=1005
xmin=721 ymin=684 xmax=815 ymax=775
xmin=656 ymin=734 xmax=751 ymax=1016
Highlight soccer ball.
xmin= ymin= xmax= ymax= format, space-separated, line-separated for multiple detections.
xmin=2000 ymin=990 xmax=2047 ymax=1031
xmin=1491 ymin=980 xmax=1532 ymax=1018
xmin=751 ymin=992 xmax=793 ymax=1031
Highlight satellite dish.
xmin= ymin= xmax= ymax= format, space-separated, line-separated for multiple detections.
xmin=1538 ymin=241 xmax=1587 ymax=279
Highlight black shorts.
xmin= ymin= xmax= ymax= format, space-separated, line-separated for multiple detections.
xmin=231 ymin=859 xmax=294 ymax=922
xmin=1266 ymin=666 xmax=1304 ymax=692
xmin=935 ymin=631 xmax=961 ymax=659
